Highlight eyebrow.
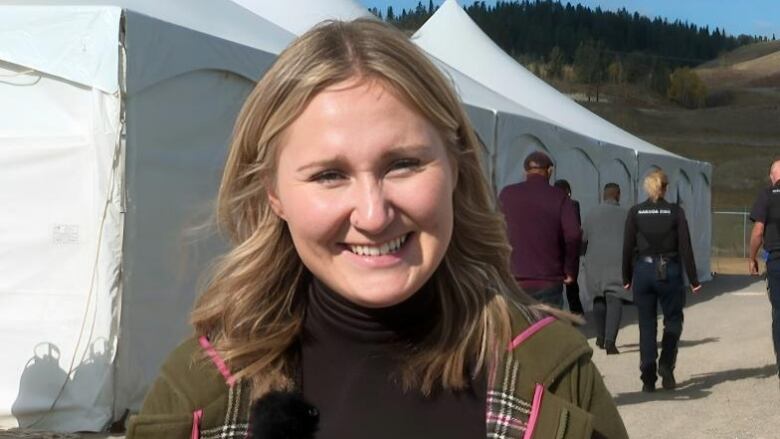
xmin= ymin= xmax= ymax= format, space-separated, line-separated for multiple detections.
xmin=295 ymin=144 xmax=434 ymax=173
xmin=296 ymin=155 xmax=349 ymax=173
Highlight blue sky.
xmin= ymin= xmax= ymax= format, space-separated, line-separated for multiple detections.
xmin=359 ymin=0 xmax=780 ymax=39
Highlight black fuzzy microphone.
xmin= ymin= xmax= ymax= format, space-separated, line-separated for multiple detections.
xmin=249 ymin=391 xmax=319 ymax=439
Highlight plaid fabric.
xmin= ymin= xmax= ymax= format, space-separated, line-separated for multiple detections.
xmin=484 ymin=304 xmax=546 ymax=439
xmin=485 ymin=354 xmax=533 ymax=438
xmin=200 ymin=381 xmax=251 ymax=439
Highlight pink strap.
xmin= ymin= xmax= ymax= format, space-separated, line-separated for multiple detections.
xmin=191 ymin=409 xmax=203 ymax=439
xmin=508 ymin=316 xmax=556 ymax=351
xmin=523 ymin=384 xmax=545 ymax=439
xmin=198 ymin=336 xmax=236 ymax=386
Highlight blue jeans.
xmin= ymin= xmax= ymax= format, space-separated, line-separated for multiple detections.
xmin=529 ymin=283 xmax=564 ymax=309
xmin=632 ymin=258 xmax=685 ymax=383
xmin=767 ymin=258 xmax=780 ymax=377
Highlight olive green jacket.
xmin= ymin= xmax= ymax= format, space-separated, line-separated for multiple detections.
xmin=127 ymin=309 xmax=628 ymax=439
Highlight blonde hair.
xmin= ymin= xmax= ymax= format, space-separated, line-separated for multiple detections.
xmin=643 ymin=169 xmax=668 ymax=201
xmin=191 ymin=19 xmax=544 ymax=397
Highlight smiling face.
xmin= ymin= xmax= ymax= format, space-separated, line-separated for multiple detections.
xmin=267 ymin=78 xmax=457 ymax=308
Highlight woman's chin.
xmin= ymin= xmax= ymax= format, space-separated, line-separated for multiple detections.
xmin=337 ymin=281 xmax=419 ymax=309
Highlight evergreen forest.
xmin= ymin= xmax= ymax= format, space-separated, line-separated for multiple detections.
xmin=370 ymin=1 xmax=766 ymax=67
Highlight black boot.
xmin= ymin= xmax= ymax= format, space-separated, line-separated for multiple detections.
xmin=658 ymin=332 xmax=680 ymax=390
xmin=596 ymin=337 xmax=605 ymax=349
xmin=658 ymin=363 xmax=676 ymax=390
xmin=640 ymin=363 xmax=656 ymax=393
xmin=605 ymin=341 xmax=620 ymax=355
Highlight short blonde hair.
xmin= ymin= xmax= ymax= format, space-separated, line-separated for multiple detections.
xmin=643 ymin=169 xmax=668 ymax=201
xmin=191 ymin=19 xmax=542 ymax=397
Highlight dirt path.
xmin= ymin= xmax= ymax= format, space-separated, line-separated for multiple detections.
xmin=588 ymin=274 xmax=779 ymax=438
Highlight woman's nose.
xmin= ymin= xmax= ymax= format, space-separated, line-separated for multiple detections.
xmin=349 ymin=179 xmax=394 ymax=233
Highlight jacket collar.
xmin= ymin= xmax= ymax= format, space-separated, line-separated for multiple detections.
xmin=525 ymin=174 xmax=550 ymax=185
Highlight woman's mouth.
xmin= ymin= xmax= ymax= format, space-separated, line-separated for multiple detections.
xmin=346 ymin=233 xmax=410 ymax=256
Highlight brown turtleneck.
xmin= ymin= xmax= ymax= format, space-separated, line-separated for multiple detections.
xmin=301 ymin=280 xmax=486 ymax=439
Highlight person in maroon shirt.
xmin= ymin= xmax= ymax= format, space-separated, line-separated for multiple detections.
xmin=499 ymin=151 xmax=582 ymax=308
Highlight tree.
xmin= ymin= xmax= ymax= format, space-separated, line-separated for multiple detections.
xmin=608 ymin=59 xmax=625 ymax=84
xmin=573 ymin=40 xmax=609 ymax=102
xmin=547 ymin=46 xmax=565 ymax=79
xmin=623 ymin=51 xmax=650 ymax=83
xmin=367 ymin=7 xmax=382 ymax=19
xmin=386 ymin=6 xmax=394 ymax=22
xmin=649 ymin=59 xmax=671 ymax=95
xmin=667 ymin=67 xmax=707 ymax=108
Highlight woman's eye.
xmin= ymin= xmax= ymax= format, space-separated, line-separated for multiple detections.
xmin=310 ymin=170 xmax=345 ymax=183
xmin=388 ymin=158 xmax=421 ymax=173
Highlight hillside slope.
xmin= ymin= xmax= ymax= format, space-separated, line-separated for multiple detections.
xmin=699 ymin=40 xmax=780 ymax=68
xmin=571 ymin=41 xmax=780 ymax=209
xmin=698 ymin=49 xmax=780 ymax=89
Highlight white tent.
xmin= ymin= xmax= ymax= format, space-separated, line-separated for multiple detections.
xmin=231 ymin=0 xmax=371 ymax=35
xmin=414 ymin=0 xmax=712 ymax=280
xmin=0 ymin=2 xmax=295 ymax=430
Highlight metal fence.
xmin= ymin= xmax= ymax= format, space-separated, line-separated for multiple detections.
xmin=712 ymin=210 xmax=752 ymax=258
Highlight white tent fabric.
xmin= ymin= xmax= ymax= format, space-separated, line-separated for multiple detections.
xmin=0 ymin=60 xmax=122 ymax=432
xmin=0 ymin=8 xmax=123 ymax=430
xmin=0 ymin=4 xmax=294 ymax=430
xmin=0 ymin=7 xmax=121 ymax=92
xmin=429 ymin=56 xmax=559 ymax=186
xmin=0 ymin=0 xmax=293 ymax=65
xmin=414 ymin=0 xmax=712 ymax=280
xmin=231 ymin=0 xmax=371 ymax=35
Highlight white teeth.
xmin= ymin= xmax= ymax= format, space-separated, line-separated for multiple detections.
xmin=348 ymin=234 xmax=408 ymax=256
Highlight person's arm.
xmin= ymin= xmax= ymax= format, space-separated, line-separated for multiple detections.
xmin=748 ymin=188 xmax=768 ymax=275
xmin=561 ymin=198 xmax=582 ymax=282
xmin=550 ymin=356 xmax=630 ymax=439
xmin=749 ymin=222 xmax=765 ymax=275
xmin=127 ymin=337 xmax=225 ymax=438
xmin=127 ymin=342 xmax=200 ymax=439
xmin=574 ymin=200 xmax=582 ymax=227
xmin=622 ymin=208 xmax=637 ymax=288
xmin=676 ymin=207 xmax=700 ymax=290
xmin=581 ymin=216 xmax=590 ymax=256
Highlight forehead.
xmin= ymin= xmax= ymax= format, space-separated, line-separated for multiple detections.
xmin=277 ymin=78 xmax=441 ymax=161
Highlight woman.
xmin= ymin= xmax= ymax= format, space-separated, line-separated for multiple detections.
xmin=128 ymin=19 xmax=627 ymax=439
xmin=622 ymin=169 xmax=702 ymax=393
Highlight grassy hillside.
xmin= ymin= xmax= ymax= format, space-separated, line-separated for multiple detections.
xmin=699 ymin=50 xmax=780 ymax=88
xmin=569 ymin=41 xmax=780 ymax=209
xmin=699 ymin=40 xmax=780 ymax=68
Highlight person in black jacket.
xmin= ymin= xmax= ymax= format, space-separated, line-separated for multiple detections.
xmin=623 ymin=169 xmax=702 ymax=393
xmin=748 ymin=158 xmax=780 ymax=381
